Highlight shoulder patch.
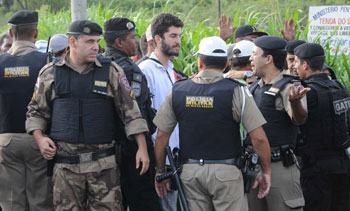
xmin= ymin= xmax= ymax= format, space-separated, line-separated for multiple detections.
xmin=120 ymin=75 xmax=131 ymax=89
xmin=35 ymin=77 xmax=40 ymax=88
xmin=245 ymin=87 xmax=253 ymax=97
xmin=333 ymin=97 xmax=350 ymax=115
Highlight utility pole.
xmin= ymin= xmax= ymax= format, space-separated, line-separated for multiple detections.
xmin=71 ymin=0 xmax=87 ymax=22
xmin=218 ymin=0 xmax=221 ymax=19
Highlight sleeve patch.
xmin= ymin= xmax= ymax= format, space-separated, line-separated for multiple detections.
xmin=120 ymin=75 xmax=131 ymax=89
xmin=245 ymin=87 xmax=253 ymax=98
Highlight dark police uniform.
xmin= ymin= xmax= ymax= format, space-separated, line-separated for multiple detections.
xmin=154 ymin=69 xmax=266 ymax=210
xmin=285 ymin=40 xmax=306 ymax=75
xmin=0 ymin=10 xmax=53 ymax=211
xmin=295 ymin=43 xmax=350 ymax=211
xmin=246 ymin=36 xmax=305 ymax=211
xmin=103 ymin=18 xmax=161 ymax=211
xmin=26 ymin=20 xmax=148 ymax=211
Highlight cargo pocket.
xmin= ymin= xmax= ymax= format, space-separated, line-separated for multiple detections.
xmin=180 ymin=165 xmax=196 ymax=199
xmin=180 ymin=165 xmax=195 ymax=181
xmin=0 ymin=136 xmax=11 ymax=163
xmin=214 ymin=165 xmax=240 ymax=181
xmin=214 ymin=165 xmax=243 ymax=198
xmin=282 ymin=166 xmax=305 ymax=209
xmin=284 ymin=198 xmax=305 ymax=209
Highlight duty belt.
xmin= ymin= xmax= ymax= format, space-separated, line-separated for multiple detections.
xmin=55 ymin=147 xmax=115 ymax=164
xmin=183 ymin=158 xmax=238 ymax=166
xmin=271 ymin=149 xmax=282 ymax=162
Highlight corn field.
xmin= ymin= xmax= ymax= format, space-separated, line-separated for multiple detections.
xmin=1 ymin=1 xmax=349 ymax=89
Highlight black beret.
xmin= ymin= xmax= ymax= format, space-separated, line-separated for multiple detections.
xmin=254 ymin=36 xmax=287 ymax=51
xmin=234 ymin=25 xmax=268 ymax=40
xmin=104 ymin=18 xmax=135 ymax=33
xmin=286 ymin=40 xmax=306 ymax=54
xmin=294 ymin=43 xmax=325 ymax=59
xmin=8 ymin=10 xmax=38 ymax=26
xmin=67 ymin=20 xmax=102 ymax=36
xmin=322 ymin=64 xmax=337 ymax=79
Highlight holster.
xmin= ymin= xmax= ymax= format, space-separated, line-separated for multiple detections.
xmin=115 ymin=142 xmax=123 ymax=165
xmin=280 ymin=145 xmax=296 ymax=167
xmin=47 ymin=159 xmax=55 ymax=177
xmin=168 ymin=147 xmax=183 ymax=191
xmin=241 ymin=148 xmax=258 ymax=193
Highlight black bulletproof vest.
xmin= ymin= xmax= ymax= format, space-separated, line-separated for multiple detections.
xmin=0 ymin=51 xmax=47 ymax=133
xmin=246 ymin=75 xmax=298 ymax=148
xmin=49 ymin=56 xmax=116 ymax=144
xmin=104 ymin=47 xmax=157 ymax=136
xmin=172 ymin=78 xmax=242 ymax=160
xmin=302 ymin=74 xmax=350 ymax=151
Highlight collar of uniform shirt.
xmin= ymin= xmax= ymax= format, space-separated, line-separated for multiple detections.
xmin=193 ymin=70 xmax=224 ymax=84
xmin=55 ymin=52 xmax=101 ymax=74
xmin=8 ymin=40 xmax=37 ymax=56
xmin=196 ymin=69 xmax=224 ymax=78
xmin=258 ymin=69 xmax=286 ymax=87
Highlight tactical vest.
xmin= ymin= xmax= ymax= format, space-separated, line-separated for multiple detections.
xmin=112 ymin=56 xmax=157 ymax=135
xmin=246 ymin=75 xmax=298 ymax=148
xmin=172 ymin=78 xmax=242 ymax=160
xmin=302 ymin=74 xmax=350 ymax=151
xmin=49 ymin=56 xmax=116 ymax=144
xmin=0 ymin=51 xmax=47 ymax=133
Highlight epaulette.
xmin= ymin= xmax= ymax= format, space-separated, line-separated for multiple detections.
xmin=282 ymin=74 xmax=301 ymax=83
xmin=174 ymin=77 xmax=188 ymax=84
xmin=39 ymin=62 xmax=55 ymax=76
xmin=224 ymin=78 xmax=246 ymax=86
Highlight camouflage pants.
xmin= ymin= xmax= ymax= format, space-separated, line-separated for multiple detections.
xmin=52 ymin=166 xmax=123 ymax=211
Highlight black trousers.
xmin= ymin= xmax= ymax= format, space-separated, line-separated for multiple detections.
xmin=301 ymin=173 xmax=350 ymax=211
xmin=120 ymin=140 xmax=161 ymax=211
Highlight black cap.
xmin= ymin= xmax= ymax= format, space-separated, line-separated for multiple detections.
xmin=286 ymin=40 xmax=306 ymax=54
xmin=234 ymin=25 xmax=268 ymax=40
xmin=8 ymin=10 xmax=38 ymax=26
xmin=67 ymin=20 xmax=102 ymax=36
xmin=294 ymin=43 xmax=325 ymax=59
xmin=104 ymin=18 xmax=135 ymax=33
xmin=254 ymin=36 xmax=287 ymax=50
xmin=322 ymin=64 xmax=337 ymax=79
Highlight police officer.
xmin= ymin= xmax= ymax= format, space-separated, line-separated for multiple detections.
xmin=154 ymin=36 xmax=271 ymax=210
xmin=246 ymin=36 xmax=307 ymax=211
xmin=26 ymin=20 xmax=150 ymax=211
xmin=103 ymin=17 xmax=161 ymax=211
xmin=0 ymin=10 xmax=53 ymax=211
xmin=0 ymin=31 xmax=12 ymax=53
xmin=285 ymin=40 xmax=306 ymax=75
xmin=293 ymin=43 xmax=350 ymax=211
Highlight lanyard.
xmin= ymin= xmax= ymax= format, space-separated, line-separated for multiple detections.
xmin=149 ymin=58 xmax=174 ymax=85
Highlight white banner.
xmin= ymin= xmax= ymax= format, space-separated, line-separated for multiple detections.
xmin=308 ymin=6 xmax=350 ymax=56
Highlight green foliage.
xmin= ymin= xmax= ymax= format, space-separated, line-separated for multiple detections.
xmin=0 ymin=0 xmax=349 ymax=89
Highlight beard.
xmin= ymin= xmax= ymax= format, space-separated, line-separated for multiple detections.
xmin=161 ymin=39 xmax=180 ymax=57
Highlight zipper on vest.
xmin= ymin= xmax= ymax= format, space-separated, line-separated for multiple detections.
xmin=78 ymin=99 xmax=84 ymax=143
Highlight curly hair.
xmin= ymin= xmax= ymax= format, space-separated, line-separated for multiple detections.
xmin=151 ymin=13 xmax=184 ymax=39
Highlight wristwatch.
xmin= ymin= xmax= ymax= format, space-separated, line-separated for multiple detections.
xmin=243 ymin=71 xmax=253 ymax=80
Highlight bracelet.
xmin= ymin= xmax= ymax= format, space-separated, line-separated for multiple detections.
xmin=155 ymin=167 xmax=166 ymax=174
